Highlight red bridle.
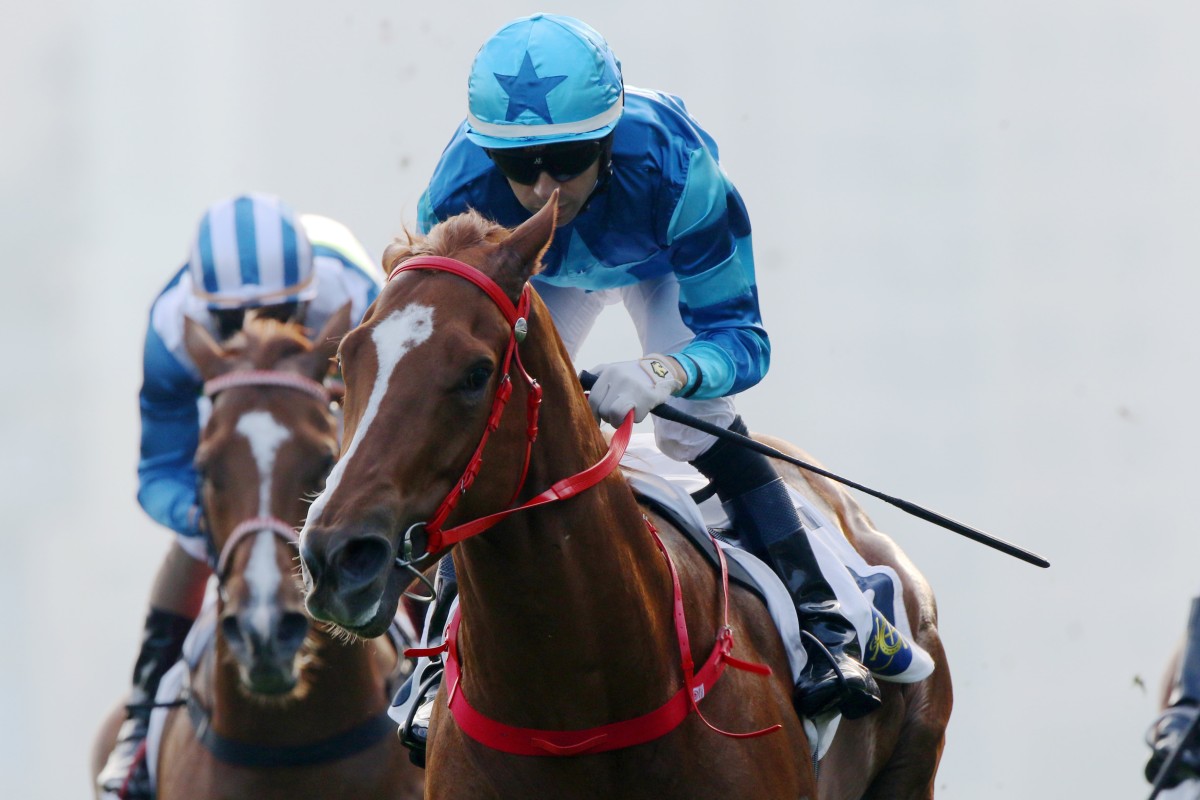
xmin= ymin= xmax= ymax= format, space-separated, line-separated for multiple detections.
xmin=389 ymin=255 xmax=781 ymax=755
xmin=387 ymin=255 xmax=630 ymax=561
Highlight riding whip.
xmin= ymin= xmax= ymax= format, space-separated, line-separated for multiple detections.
xmin=579 ymin=371 xmax=1050 ymax=569
xmin=1147 ymin=708 xmax=1200 ymax=799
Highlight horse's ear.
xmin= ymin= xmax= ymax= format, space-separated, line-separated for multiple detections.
xmin=495 ymin=192 xmax=558 ymax=297
xmin=302 ymin=302 xmax=353 ymax=381
xmin=184 ymin=316 xmax=230 ymax=381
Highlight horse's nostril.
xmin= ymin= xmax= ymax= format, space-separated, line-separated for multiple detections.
xmin=221 ymin=614 xmax=244 ymax=647
xmin=277 ymin=612 xmax=310 ymax=650
xmin=299 ymin=542 xmax=323 ymax=583
xmin=336 ymin=537 xmax=392 ymax=588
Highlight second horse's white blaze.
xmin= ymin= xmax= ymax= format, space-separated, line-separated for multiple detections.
xmin=236 ymin=410 xmax=291 ymax=635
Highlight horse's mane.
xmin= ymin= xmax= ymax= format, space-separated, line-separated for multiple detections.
xmin=382 ymin=210 xmax=510 ymax=274
xmin=224 ymin=317 xmax=314 ymax=369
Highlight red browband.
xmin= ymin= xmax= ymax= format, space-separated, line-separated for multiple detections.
xmin=390 ymin=256 xmax=544 ymax=554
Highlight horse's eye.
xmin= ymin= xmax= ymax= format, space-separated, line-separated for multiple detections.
xmin=198 ymin=464 xmax=226 ymax=492
xmin=460 ymin=365 xmax=493 ymax=394
xmin=312 ymin=453 xmax=336 ymax=485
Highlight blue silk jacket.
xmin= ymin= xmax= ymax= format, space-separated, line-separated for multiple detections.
xmin=419 ymin=87 xmax=770 ymax=401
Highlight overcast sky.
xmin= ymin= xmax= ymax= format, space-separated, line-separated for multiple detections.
xmin=4 ymin=2 xmax=1199 ymax=797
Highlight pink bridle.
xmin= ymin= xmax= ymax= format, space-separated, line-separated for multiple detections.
xmin=203 ymin=370 xmax=331 ymax=405
xmin=215 ymin=517 xmax=299 ymax=579
xmin=202 ymin=370 xmax=331 ymax=578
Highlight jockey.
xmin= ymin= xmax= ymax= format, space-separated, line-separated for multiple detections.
xmin=96 ymin=193 xmax=381 ymax=800
xmin=397 ymin=13 xmax=881 ymax=758
xmin=1146 ymin=596 xmax=1200 ymax=788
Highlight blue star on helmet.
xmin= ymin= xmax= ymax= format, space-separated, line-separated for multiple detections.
xmin=494 ymin=52 xmax=567 ymax=124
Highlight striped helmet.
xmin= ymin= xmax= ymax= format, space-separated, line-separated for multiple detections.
xmin=465 ymin=14 xmax=624 ymax=149
xmin=187 ymin=193 xmax=316 ymax=310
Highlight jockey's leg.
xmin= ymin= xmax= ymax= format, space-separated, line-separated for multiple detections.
xmin=1146 ymin=596 xmax=1200 ymax=787
xmin=688 ymin=416 xmax=882 ymax=720
xmin=97 ymin=540 xmax=209 ymax=799
xmin=394 ymin=555 xmax=458 ymax=766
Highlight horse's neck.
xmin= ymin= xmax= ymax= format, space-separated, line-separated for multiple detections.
xmin=452 ymin=336 xmax=682 ymax=722
xmin=207 ymin=632 xmax=389 ymax=741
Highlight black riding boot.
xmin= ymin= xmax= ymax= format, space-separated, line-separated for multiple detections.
xmin=1146 ymin=596 xmax=1200 ymax=788
xmin=691 ymin=417 xmax=881 ymax=719
xmin=396 ymin=556 xmax=457 ymax=767
xmin=97 ymin=608 xmax=193 ymax=799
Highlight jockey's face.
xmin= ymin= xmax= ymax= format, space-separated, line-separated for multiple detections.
xmin=504 ymin=162 xmax=600 ymax=227
xmin=488 ymin=141 xmax=603 ymax=227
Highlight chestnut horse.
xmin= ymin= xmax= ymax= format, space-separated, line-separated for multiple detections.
xmin=298 ymin=202 xmax=951 ymax=799
xmin=92 ymin=312 xmax=423 ymax=800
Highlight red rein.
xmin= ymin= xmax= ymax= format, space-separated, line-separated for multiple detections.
xmin=390 ymin=255 xmax=781 ymax=756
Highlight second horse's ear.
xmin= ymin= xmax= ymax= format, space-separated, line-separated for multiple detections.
xmin=302 ymin=302 xmax=353 ymax=381
xmin=495 ymin=191 xmax=558 ymax=298
xmin=184 ymin=316 xmax=231 ymax=381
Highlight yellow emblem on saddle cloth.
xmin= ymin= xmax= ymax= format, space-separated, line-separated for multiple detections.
xmin=865 ymin=609 xmax=912 ymax=676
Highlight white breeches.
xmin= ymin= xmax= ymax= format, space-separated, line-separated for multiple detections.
xmin=534 ymin=272 xmax=736 ymax=462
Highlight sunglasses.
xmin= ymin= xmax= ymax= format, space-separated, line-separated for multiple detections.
xmin=486 ymin=140 xmax=604 ymax=186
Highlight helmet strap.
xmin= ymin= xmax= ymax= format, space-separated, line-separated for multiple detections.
xmin=578 ymin=132 xmax=616 ymax=215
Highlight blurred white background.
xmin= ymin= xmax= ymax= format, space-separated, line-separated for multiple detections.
xmin=4 ymin=1 xmax=1197 ymax=797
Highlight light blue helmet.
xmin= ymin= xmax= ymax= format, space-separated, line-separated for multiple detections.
xmin=187 ymin=193 xmax=316 ymax=310
xmin=466 ymin=13 xmax=624 ymax=149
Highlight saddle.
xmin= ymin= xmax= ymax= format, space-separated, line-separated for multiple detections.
xmin=620 ymin=434 xmax=934 ymax=688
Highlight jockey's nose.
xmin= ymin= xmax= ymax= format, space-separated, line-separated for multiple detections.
xmin=532 ymin=171 xmax=563 ymax=203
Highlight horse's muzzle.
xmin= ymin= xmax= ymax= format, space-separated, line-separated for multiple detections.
xmin=299 ymin=525 xmax=395 ymax=632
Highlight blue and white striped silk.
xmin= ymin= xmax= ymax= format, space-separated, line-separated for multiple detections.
xmin=138 ymin=212 xmax=380 ymax=539
xmin=188 ymin=193 xmax=315 ymax=310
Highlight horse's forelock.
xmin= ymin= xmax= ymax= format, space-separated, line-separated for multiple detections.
xmin=383 ymin=211 xmax=509 ymax=274
xmin=226 ymin=318 xmax=314 ymax=370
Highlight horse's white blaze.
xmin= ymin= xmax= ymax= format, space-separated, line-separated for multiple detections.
xmin=304 ymin=305 xmax=434 ymax=530
xmin=236 ymin=411 xmax=290 ymax=633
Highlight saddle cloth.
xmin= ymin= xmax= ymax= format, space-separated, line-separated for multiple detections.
xmin=619 ymin=434 xmax=934 ymax=686
xmin=620 ymin=434 xmax=934 ymax=759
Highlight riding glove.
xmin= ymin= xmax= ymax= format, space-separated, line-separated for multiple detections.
xmin=586 ymin=354 xmax=685 ymax=425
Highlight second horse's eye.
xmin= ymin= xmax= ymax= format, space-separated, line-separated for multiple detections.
xmin=460 ymin=365 xmax=493 ymax=394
